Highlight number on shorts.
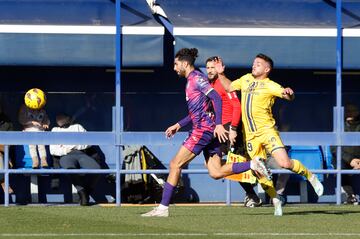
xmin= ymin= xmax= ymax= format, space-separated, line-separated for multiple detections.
xmin=247 ymin=142 xmax=253 ymax=152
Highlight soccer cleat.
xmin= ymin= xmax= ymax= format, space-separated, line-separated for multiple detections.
xmin=278 ymin=194 xmax=287 ymax=206
xmin=244 ymin=194 xmax=263 ymax=208
xmin=141 ymin=206 xmax=169 ymax=217
xmin=344 ymin=194 xmax=359 ymax=205
xmin=272 ymin=198 xmax=283 ymax=216
xmin=251 ymin=157 xmax=272 ymax=180
xmin=309 ymin=174 xmax=324 ymax=197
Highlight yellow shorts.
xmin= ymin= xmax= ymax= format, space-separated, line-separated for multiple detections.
xmin=225 ymin=151 xmax=256 ymax=183
xmin=246 ymin=129 xmax=284 ymax=160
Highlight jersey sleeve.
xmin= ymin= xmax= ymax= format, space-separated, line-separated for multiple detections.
xmin=268 ymin=81 xmax=285 ymax=98
xmin=230 ymin=75 xmax=245 ymax=91
xmin=178 ymin=115 xmax=191 ymax=128
xmin=207 ymin=90 xmax=222 ymax=125
xmin=228 ymin=92 xmax=241 ymax=127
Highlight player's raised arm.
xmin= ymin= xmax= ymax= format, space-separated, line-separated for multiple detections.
xmin=214 ymin=57 xmax=235 ymax=93
xmin=282 ymin=87 xmax=295 ymax=101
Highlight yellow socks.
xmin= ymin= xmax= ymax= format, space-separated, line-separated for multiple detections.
xmin=258 ymin=177 xmax=277 ymax=199
xmin=258 ymin=159 xmax=313 ymax=199
xmin=291 ymin=159 xmax=312 ymax=180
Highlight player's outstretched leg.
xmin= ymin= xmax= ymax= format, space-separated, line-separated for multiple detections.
xmin=273 ymin=148 xmax=324 ymax=197
xmin=292 ymin=159 xmax=324 ymax=197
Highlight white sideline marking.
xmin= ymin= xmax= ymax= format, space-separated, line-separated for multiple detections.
xmin=1 ymin=232 xmax=360 ymax=237
xmin=0 ymin=233 xmax=206 ymax=237
xmin=215 ymin=233 xmax=360 ymax=236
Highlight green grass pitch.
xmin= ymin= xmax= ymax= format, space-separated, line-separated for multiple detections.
xmin=0 ymin=205 xmax=359 ymax=238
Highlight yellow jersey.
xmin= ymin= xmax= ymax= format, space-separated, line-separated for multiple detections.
xmin=230 ymin=73 xmax=284 ymax=139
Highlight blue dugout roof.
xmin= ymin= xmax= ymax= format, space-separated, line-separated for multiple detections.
xmin=0 ymin=0 xmax=358 ymax=67
xmin=0 ymin=0 xmax=358 ymax=28
xmin=158 ymin=0 xmax=360 ymax=28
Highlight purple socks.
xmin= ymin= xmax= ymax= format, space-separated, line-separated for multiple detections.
xmin=160 ymin=163 xmax=250 ymax=206
xmin=232 ymin=161 xmax=251 ymax=174
xmin=160 ymin=182 xmax=175 ymax=206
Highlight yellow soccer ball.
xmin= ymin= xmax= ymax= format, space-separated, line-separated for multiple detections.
xmin=24 ymin=88 xmax=47 ymax=110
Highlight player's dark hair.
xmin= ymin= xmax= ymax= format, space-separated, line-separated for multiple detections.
xmin=205 ymin=56 xmax=219 ymax=63
xmin=175 ymin=48 xmax=198 ymax=66
xmin=206 ymin=56 xmax=216 ymax=64
xmin=256 ymin=53 xmax=274 ymax=70
xmin=205 ymin=56 xmax=225 ymax=67
xmin=56 ymin=113 xmax=72 ymax=128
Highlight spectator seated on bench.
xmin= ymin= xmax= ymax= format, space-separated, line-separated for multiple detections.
xmin=49 ymin=113 xmax=101 ymax=206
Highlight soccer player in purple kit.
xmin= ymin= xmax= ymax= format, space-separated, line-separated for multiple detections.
xmin=141 ymin=48 xmax=270 ymax=217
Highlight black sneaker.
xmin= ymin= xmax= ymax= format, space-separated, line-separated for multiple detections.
xmin=345 ymin=194 xmax=358 ymax=205
xmin=278 ymin=194 xmax=287 ymax=206
xmin=244 ymin=194 xmax=263 ymax=207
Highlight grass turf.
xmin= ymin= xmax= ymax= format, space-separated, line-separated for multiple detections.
xmin=0 ymin=205 xmax=359 ymax=238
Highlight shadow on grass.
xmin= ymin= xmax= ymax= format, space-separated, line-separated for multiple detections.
xmin=285 ymin=210 xmax=360 ymax=215
xmin=200 ymin=210 xmax=360 ymax=217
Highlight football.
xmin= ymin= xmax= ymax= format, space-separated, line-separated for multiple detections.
xmin=24 ymin=88 xmax=47 ymax=110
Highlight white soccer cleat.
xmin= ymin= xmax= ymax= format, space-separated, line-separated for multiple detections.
xmin=309 ymin=174 xmax=324 ymax=197
xmin=141 ymin=206 xmax=169 ymax=217
xmin=272 ymin=197 xmax=283 ymax=216
xmin=251 ymin=157 xmax=272 ymax=180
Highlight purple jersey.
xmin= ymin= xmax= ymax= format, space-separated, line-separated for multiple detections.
xmin=185 ymin=70 xmax=215 ymax=131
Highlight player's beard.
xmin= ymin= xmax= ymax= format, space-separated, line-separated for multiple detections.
xmin=207 ymin=73 xmax=217 ymax=83
xmin=177 ymin=68 xmax=186 ymax=78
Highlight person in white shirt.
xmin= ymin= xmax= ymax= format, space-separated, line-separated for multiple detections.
xmin=49 ymin=114 xmax=100 ymax=206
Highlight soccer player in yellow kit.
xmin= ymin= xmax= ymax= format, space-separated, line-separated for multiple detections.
xmin=216 ymin=54 xmax=324 ymax=216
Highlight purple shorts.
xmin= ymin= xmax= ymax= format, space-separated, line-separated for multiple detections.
xmin=183 ymin=129 xmax=221 ymax=158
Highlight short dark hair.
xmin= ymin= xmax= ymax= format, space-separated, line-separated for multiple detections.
xmin=256 ymin=53 xmax=274 ymax=70
xmin=175 ymin=48 xmax=198 ymax=66
xmin=205 ymin=56 xmax=221 ymax=64
xmin=56 ymin=113 xmax=72 ymax=127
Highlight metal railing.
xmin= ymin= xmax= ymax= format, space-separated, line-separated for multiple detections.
xmin=1 ymin=131 xmax=360 ymax=206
